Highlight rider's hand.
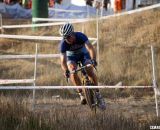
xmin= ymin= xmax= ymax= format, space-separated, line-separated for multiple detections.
xmin=91 ymin=59 xmax=97 ymax=67
xmin=64 ymin=69 xmax=70 ymax=78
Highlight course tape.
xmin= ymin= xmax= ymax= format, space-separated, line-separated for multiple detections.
xmin=32 ymin=18 xmax=85 ymax=22
xmin=3 ymin=18 xmax=94 ymax=29
xmin=0 ymin=34 xmax=97 ymax=41
xmin=2 ymin=21 xmax=66 ymax=29
xmin=34 ymin=4 xmax=160 ymax=23
xmin=0 ymin=54 xmax=60 ymax=59
xmin=0 ymin=79 xmax=34 ymax=85
xmin=0 ymin=85 xmax=152 ymax=89
xmin=100 ymin=3 xmax=160 ymax=20
xmin=49 ymin=8 xmax=86 ymax=13
xmin=1 ymin=4 xmax=160 ymax=29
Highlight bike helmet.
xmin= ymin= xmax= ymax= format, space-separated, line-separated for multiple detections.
xmin=59 ymin=23 xmax=74 ymax=38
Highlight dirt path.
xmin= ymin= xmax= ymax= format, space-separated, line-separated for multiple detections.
xmin=31 ymin=96 xmax=159 ymax=121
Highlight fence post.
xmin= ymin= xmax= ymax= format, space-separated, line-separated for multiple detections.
xmin=96 ymin=9 xmax=100 ymax=65
xmin=0 ymin=14 xmax=2 ymax=27
xmin=87 ymin=5 xmax=89 ymax=18
xmin=151 ymin=45 xmax=159 ymax=117
xmin=0 ymin=14 xmax=3 ymax=34
xmin=101 ymin=0 xmax=104 ymax=17
xmin=32 ymin=44 xmax=38 ymax=110
xmin=82 ymin=24 xmax=84 ymax=33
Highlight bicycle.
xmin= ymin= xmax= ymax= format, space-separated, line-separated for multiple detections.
xmin=67 ymin=62 xmax=98 ymax=113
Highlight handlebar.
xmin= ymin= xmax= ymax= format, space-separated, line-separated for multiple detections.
xmin=70 ymin=64 xmax=93 ymax=74
xmin=66 ymin=64 xmax=97 ymax=83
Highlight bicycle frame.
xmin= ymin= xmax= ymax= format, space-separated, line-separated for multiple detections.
xmin=69 ymin=63 xmax=97 ymax=113
xmin=68 ymin=63 xmax=93 ymax=84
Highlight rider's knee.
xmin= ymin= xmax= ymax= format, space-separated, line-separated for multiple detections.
xmin=67 ymin=62 xmax=80 ymax=80
xmin=86 ymin=66 xmax=93 ymax=74
xmin=67 ymin=61 xmax=77 ymax=71
xmin=67 ymin=62 xmax=80 ymax=79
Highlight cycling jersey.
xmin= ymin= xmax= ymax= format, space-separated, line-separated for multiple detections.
xmin=60 ymin=32 xmax=89 ymax=56
xmin=59 ymin=32 xmax=91 ymax=65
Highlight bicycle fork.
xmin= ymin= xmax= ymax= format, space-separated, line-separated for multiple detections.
xmin=81 ymin=67 xmax=98 ymax=108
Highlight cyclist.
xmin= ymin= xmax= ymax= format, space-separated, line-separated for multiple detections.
xmin=59 ymin=23 xmax=106 ymax=110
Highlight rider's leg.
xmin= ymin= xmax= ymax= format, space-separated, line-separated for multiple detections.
xmin=86 ymin=66 xmax=98 ymax=86
xmin=84 ymin=61 xmax=99 ymax=91
xmin=82 ymin=54 xmax=98 ymax=89
xmin=67 ymin=62 xmax=81 ymax=87
xmin=84 ymin=60 xmax=106 ymax=110
xmin=67 ymin=61 xmax=86 ymax=105
xmin=67 ymin=56 xmax=82 ymax=93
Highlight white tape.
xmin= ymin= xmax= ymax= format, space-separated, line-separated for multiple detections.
xmin=2 ymin=22 xmax=65 ymax=29
xmin=34 ymin=4 xmax=160 ymax=24
xmin=0 ymin=54 xmax=60 ymax=59
xmin=32 ymin=18 xmax=84 ymax=22
xmin=0 ymin=34 xmax=62 ymax=40
xmin=0 ymin=79 xmax=34 ymax=85
xmin=0 ymin=85 xmax=152 ymax=89
xmin=101 ymin=3 xmax=160 ymax=20
xmin=33 ymin=17 xmax=95 ymax=23
xmin=92 ymin=40 xmax=97 ymax=45
xmin=49 ymin=8 xmax=86 ymax=13
xmin=1 ymin=4 xmax=160 ymax=29
xmin=3 ymin=19 xmax=90 ymax=29
xmin=0 ymin=34 xmax=97 ymax=41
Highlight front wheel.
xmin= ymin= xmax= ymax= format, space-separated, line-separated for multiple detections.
xmin=83 ymin=88 xmax=96 ymax=113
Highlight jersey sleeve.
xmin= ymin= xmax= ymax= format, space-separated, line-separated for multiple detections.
xmin=79 ymin=32 xmax=89 ymax=44
xmin=59 ymin=41 xmax=66 ymax=54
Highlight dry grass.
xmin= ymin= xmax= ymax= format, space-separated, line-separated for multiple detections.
xmin=0 ymin=95 xmax=160 ymax=130
xmin=1 ymin=9 xmax=160 ymax=87
xmin=98 ymin=9 xmax=160 ymax=86
xmin=0 ymin=9 xmax=160 ymax=97
xmin=0 ymin=8 xmax=160 ymax=129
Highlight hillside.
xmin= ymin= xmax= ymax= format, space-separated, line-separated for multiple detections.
xmin=0 ymin=8 xmax=160 ymax=89
xmin=99 ymin=8 xmax=160 ymax=86
xmin=0 ymin=7 xmax=160 ymax=130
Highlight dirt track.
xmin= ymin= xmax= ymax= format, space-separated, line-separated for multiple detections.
xmin=32 ymin=96 xmax=159 ymax=121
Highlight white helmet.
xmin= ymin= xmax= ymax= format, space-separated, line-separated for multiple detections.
xmin=59 ymin=23 xmax=74 ymax=38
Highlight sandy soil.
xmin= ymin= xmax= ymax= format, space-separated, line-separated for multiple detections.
xmin=30 ymin=96 xmax=159 ymax=121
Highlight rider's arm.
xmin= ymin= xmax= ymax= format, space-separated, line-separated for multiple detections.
xmin=85 ymin=41 xmax=96 ymax=60
xmin=60 ymin=53 xmax=68 ymax=72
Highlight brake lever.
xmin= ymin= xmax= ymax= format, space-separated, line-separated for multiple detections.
xmin=94 ymin=66 xmax=97 ymax=71
xmin=91 ymin=64 xmax=97 ymax=72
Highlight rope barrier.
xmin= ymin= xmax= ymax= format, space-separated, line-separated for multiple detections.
xmin=0 ymin=4 xmax=159 ymax=29
xmin=0 ymin=34 xmax=97 ymax=41
xmin=0 ymin=54 xmax=60 ymax=59
xmin=101 ymin=3 xmax=160 ymax=20
xmin=0 ymin=79 xmax=34 ymax=85
xmin=49 ymin=8 xmax=87 ymax=13
xmin=0 ymin=85 xmax=153 ymax=89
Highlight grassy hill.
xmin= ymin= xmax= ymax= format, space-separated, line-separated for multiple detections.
xmin=0 ymin=7 xmax=160 ymax=130
xmin=0 ymin=8 xmax=160 ymax=97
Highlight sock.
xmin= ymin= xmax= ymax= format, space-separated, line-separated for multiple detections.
xmin=78 ymin=92 xmax=84 ymax=100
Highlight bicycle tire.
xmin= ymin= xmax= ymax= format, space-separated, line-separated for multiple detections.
xmin=83 ymin=88 xmax=96 ymax=113
xmin=80 ymin=64 xmax=97 ymax=113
